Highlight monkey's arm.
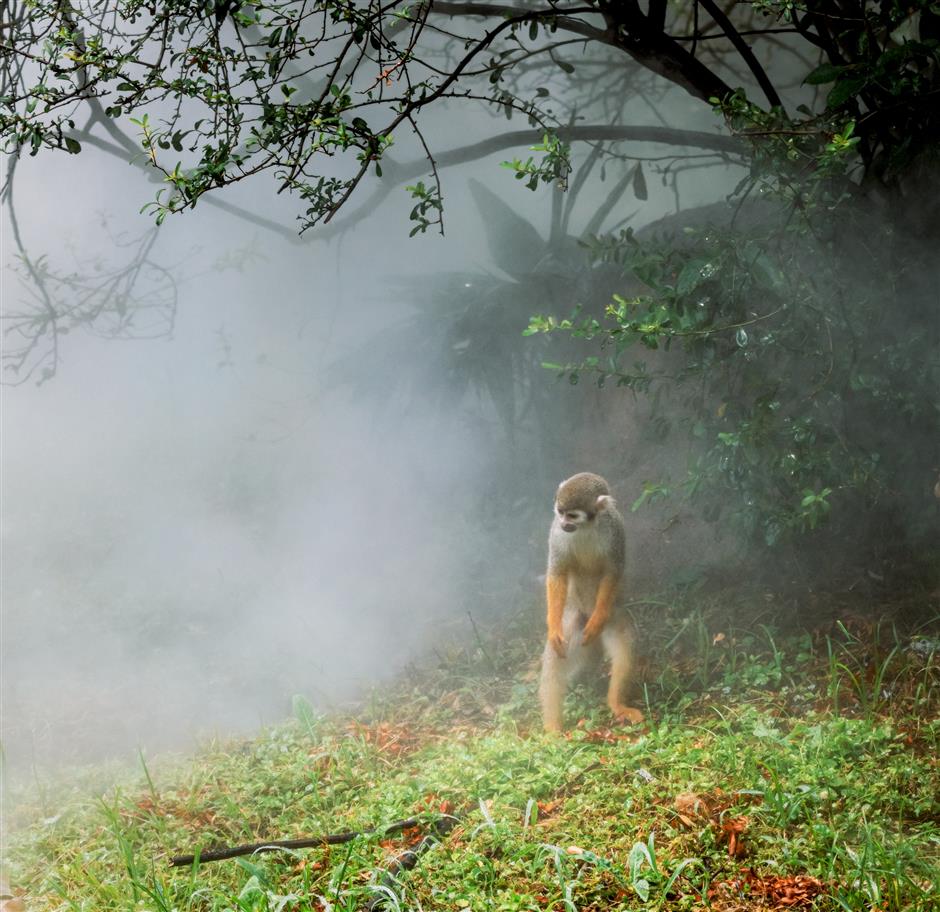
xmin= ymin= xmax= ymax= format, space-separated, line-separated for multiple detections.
xmin=581 ymin=573 xmax=619 ymax=644
xmin=545 ymin=572 xmax=568 ymax=657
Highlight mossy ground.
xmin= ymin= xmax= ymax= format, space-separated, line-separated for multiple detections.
xmin=3 ymin=590 xmax=938 ymax=911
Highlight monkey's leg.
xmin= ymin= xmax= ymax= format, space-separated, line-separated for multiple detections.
xmin=540 ymin=608 xmax=589 ymax=732
xmin=601 ymin=624 xmax=644 ymax=725
xmin=539 ymin=643 xmax=568 ymax=733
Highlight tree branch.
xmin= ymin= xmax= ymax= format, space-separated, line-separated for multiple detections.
xmin=428 ymin=123 xmax=743 ymax=169
xmin=697 ymin=0 xmax=784 ymax=110
xmin=320 ymin=123 xmax=740 ymax=237
xmin=429 ymin=1 xmax=737 ymax=103
xmin=74 ymin=132 xmax=303 ymax=243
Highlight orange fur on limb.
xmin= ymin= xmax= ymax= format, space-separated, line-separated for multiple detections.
xmin=546 ymin=573 xmax=568 ymax=656
xmin=581 ymin=573 xmax=619 ymax=644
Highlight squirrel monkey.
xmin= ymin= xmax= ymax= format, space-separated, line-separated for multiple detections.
xmin=539 ymin=472 xmax=644 ymax=732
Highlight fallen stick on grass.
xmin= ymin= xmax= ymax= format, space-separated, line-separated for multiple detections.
xmin=169 ymin=816 xmax=429 ymax=867
xmin=364 ymin=815 xmax=461 ymax=911
xmin=170 ymin=759 xmax=602 ymax=868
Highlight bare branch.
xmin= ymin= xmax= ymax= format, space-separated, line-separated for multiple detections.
xmin=697 ymin=0 xmax=785 ymax=110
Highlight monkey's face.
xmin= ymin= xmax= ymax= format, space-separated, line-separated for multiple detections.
xmin=554 ymin=475 xmax=613 ymax=533
xmin=555 ymin=505 xmax=594 ymax=534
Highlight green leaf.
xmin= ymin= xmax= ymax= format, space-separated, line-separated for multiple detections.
xmin=827 ymin=77 xmax=866 ymax=108
xmin=676 ymin=259 xmax=709 ymax=296
xmin=632 ymin=162 xmax=647 ymax=200
xmin=291 ymin=694 xmax=319 ymax=737
xmin=750 ymin=252 xmax=784 ymax=288
xmin=64 ymin=137 xmax=81 ymax=154
xmin=467 ymin=178 xmax=546 ymax=278
xmin=804 ymin=63 xmax=844 ymax=85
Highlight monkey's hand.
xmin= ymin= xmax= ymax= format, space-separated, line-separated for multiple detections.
xmin=581 ymin=611 xmax=608 ymax=645
xmin=548 ymin=630 xmax=567 ymax=658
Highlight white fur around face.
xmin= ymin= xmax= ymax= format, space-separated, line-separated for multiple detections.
xmin=565 ymin=519 xmax=604 ymax=563
xmin=550 ymin=515 xmax=605 ymax=580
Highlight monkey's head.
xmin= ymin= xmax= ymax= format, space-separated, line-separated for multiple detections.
xmin=554 ymin=472 xmax=614 ymax=533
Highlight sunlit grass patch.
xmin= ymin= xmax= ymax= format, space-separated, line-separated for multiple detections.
xmin=4 ymin=591 xmax=938 ymax=911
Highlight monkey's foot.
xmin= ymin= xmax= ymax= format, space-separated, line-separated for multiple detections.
xmin=611 ymin=704 xmax=644 ymax=725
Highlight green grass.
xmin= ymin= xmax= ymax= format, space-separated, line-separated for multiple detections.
xmin=3 ymin=592 xmax=939 ymax=911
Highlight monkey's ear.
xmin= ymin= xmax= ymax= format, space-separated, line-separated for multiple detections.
xmin=595 ymin=494 xmax=614 ymax=511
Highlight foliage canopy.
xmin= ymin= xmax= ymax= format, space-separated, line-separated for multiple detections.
xmin=2 ymin=1 xmax=939 ymax=578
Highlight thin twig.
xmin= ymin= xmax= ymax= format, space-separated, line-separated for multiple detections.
xmin=466 ymin=610 xmax=497 ymax=672
xmin=169 ymin=816 xmax=425 ymax=867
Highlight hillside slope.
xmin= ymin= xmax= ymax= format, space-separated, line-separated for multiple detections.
xmin=4 ymin=593 xmax=938 ymax=912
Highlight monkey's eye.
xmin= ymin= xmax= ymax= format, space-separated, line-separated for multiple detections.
xmin=562 ymin=509 xmax=589 ymax=524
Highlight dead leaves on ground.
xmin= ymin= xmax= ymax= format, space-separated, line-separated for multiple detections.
xmin=344 ymin=720 xmax=424 ymax=758
xmin=673 ymin=788 xmax=759 ymax=858
xmin=378 ymin=820 xmax=423 ymax=852
xmin=129 ymin=793 xmax=221 ymax=829
xmin=571 ymin=719 xmax=647 ymax=744
xmin=574 ymin=725 xmax=634 ymax=744
xmin=721 ymin=816 xmax=749 ymax=859
xmin=671 ymin=791 xmax=827 ymax=908
xmin=344 ymin=718 xmax=487 ymax=758
xmin=418 ymin=794 xmax=456 ymax=817
xmin=709 ymin=869 xmax=827 ymax=909
xmin=535 ymin=797 xmax=563 ymax=820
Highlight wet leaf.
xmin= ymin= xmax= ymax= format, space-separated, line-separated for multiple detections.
xmin=632 ymin=162 xmax=648 ymax=200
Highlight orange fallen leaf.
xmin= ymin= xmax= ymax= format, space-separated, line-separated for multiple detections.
xmin=537 ymin=798 xmax=562 ymax=816
xmin=722 ymin=816 xmax=748 ymax=858
xmin=674 ymin=791 xmax=709 ymax=825
xmin=710 ymin=869 xmax=827 ymax=908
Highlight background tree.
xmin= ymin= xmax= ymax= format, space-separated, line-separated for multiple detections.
xmin=2 ymin=1 xmax=938 ymax=584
